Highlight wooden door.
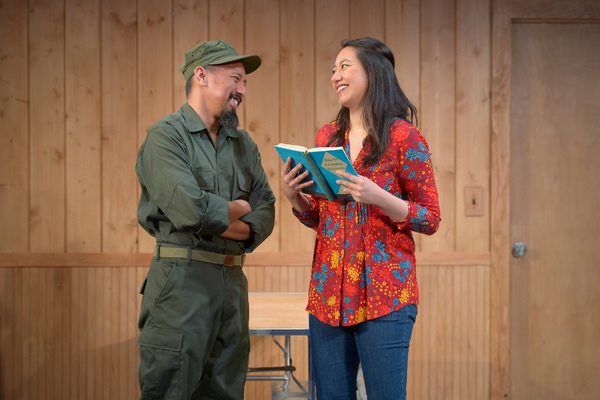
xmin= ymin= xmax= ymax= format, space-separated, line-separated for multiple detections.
xmin=509 ymin=21 xmax=600 ymax=400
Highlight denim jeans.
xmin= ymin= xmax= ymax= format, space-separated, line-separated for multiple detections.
xmin=309 ymin=304 xmax=417 ymax=400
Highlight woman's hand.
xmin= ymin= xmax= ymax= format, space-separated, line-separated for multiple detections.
xmin=336 ymin=170 xmax=384 ymax=205
xmin=336 ymin=170 xmax=409 ymax=221
xmin=281 ymin=157 xmax=312 ymax=213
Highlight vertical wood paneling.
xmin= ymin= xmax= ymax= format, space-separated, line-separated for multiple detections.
xmin=385 ymin=0 xmax=422 ymax=250
xmin=19 ymin=268 xmax=38 ymax=399
xmin=0 ymin=268 xmax=23 ymax=397
xmin=137 ymin=0 xmax=173 ymax=253
xmin=208 ymin=0 xmax=245 ymax=48
xmin=70 ymin=267 xmax=86 ymax=399
xmin=280 ymin=0 xmax=316 ymax=253
xmin=245 ymin=265 xmax=311 ymax=398
xmin=0 ymin=0 xmax=495 ymax=260
xmin=245 ymin=0 xmax=281 ymax=253
xmin=408 ymin=265 xmax=490 ymax=400
xmin=420 ymin=0 xmax=456 ymax=252
xmin=315 ymin=0 xmax=349 ymax=129
xmin=0 ymin=1 xmax=512 ymax=399
xmin=490 ymin=1 xmax=512 ymax=397
xmin=65 ymin=0 xmax=102 ymax=253
xmin=210 ymin=0 xmax=245 ymax=127
xmin=455 ymin=0 xmax=491 ymax=252
xmin=117 ymin=267 xmax=141 ymax=399
xmin=28 ymin=0 xmax=66 ymax=253
xmin=172 ymin=0 xmax=209 ymax=108
xmin=0 ymin=262 xmax=490 ymax=400
xmin=20 ymin=268 xmax=73 ymax=398
xmin=101 ymin=0 xmax=138 ymax=253
xmin=385 ymin=0 xmax=421 ymax=109
xmin=0 ymin=0 xmax=29 ymax=253
xmin=350 ymin=0 xmax=385 ymax=39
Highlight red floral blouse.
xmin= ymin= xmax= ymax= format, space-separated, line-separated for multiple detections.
xmin=293 ymin=119 xmax=441 ymax=326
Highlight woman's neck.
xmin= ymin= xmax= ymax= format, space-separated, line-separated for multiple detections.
xmin=348 ymin=108 xmax=364 ymax=130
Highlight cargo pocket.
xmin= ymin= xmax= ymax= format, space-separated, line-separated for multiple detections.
xmin=138 ymin=326 xmax=183 ymax=400
xmin=139 ymin=276 xmax=148 ymax=295
xmin=234 ymin=171 xmax=251 ymax=202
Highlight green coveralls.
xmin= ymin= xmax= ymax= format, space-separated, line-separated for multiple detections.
xmin=135 ymin=104 xmax=276 ymax=400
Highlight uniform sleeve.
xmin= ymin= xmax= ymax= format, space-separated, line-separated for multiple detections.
xmin=237 ymin=142 xmax=276 ymax=252
xmin=136 ymin=126 xmax=230 ymax=235
xmin=394 ymin=125 xmax=441 ymax=235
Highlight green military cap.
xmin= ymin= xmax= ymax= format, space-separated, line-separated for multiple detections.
xmin=179 ymin=40 xmax=262 ymax=81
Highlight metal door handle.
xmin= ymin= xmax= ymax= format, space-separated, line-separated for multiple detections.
xmin=512 ymin=242 xmax=527 ymax=258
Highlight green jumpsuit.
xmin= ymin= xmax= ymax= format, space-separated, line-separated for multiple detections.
xmin=135 ymin=103 xmax=275 ymax=399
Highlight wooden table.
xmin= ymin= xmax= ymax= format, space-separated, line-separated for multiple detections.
xmin=247 ymin=292 xmax=314 ymax=399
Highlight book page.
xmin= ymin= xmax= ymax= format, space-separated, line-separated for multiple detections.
xmin=320 ymin=152 xmax=348 ymax=174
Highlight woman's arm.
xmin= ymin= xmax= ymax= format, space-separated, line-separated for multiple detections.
xmin=336 ymin=172 xmax=409 ymax=221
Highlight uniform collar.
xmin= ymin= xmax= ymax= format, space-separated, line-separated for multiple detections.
xmin=180 ymin=103 xmax=243 ymax=138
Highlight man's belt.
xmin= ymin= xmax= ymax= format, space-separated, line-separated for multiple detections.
xmin=155 ymin=245 xmax=245 ymax=267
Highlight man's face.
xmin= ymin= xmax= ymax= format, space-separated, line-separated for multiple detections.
xmin=205 ymin=61 xmax=247 ymax=128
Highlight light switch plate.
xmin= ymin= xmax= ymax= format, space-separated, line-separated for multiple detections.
xmin=465 ymin=186 xmax=484 ymax=217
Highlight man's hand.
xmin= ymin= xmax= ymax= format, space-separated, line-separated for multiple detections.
xmin=219 ymin=199 xmax=253 ymax=241
xmin=228 ymin=199 xmax=252 ymax=222
xmin=219 ymin=219 xmax=253 ymax=241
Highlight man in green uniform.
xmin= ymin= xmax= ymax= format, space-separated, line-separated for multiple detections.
xmin=135 ymin=40 xmax=275 ymax=400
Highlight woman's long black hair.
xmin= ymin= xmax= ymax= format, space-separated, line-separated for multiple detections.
xmin=327 ymin=37 xmax=417 ymax=167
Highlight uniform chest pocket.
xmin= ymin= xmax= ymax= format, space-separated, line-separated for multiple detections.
xmin=234 ymin=171 xmax=252 ymax=201
xmin=193 ymin=169 xmax=215 ymax=191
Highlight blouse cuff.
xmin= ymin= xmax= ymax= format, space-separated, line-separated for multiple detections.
xmin=394 ymin=201 xmax=412 ymax=230
xmin=292 ymin=206 xmax=312 ymax=220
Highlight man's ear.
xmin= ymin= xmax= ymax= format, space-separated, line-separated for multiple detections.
xmin=194 ymin=66 xmax=209 ymax=87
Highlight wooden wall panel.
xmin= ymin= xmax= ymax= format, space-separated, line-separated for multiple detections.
xmin=385 ymin=0 xmax=422 ymax=250
xmin=20 ymin=268 xmax=73 ymax=398
xmin=420 ymin=0 xmax=456 ymax=252
xmin=0 ymin=261 xmax=489 ymax=400
xmin=28 ymin=0 xmax=66 ymax=253
xmin=280 ymin=0 xmax=316 ymax=253
xmin=0 ymin=0 xmax=509 ymax=399
xmin=65 ymin=0 xmax=102 ymax=253
xmin=245 ymin=266 xmax=312 ymax=398
xmin=408 ymin=265 xmax=490 ymax=400
xmin=386 ymin=0 xmax=421 ymax=112
xmin=209 ymin=0 xmax=245 ymax=51
xmin=245 ymin=0 xmax=281 ymax=253
xmin=172 ymin=0 xmax=209 ymax=108
xmin=101 ymin=0 xmax=138 ymax=253
xmin=0 ymin=268 xmax=23 ymax=396
xmin=315 ymin=0 xmax=349 ymax=129
xmin=350 ymin=0 xmax=385 ymax=39
xmin=0 ymin=0 xmax=497 ymax=267
xmin=0 ymin=0 xmax=29 ymax=253
xmin=210 ymin=0 xmax=245 ymax=127
xmin=455 ymin=0 xmax=491 ymax=252
xmin=137 ymin=0 xmax=174 ymax=253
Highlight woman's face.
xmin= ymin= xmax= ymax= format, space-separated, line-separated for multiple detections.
xmin=331 ymin=46 xmax=368 ymax=112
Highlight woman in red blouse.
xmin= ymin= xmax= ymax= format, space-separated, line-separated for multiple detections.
xmin=281 ymin=37 xmax=440 ymax=399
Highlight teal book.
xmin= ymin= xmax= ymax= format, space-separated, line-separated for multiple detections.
xmin=275 ymin=143 xmax=359 ymax=201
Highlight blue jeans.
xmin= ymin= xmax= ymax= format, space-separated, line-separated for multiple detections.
xmin=309 ymin=304 xmax=417 ymax=400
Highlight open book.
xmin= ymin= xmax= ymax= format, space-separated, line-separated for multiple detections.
xmin=275 ymin=143 xmax=359 ymax=201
